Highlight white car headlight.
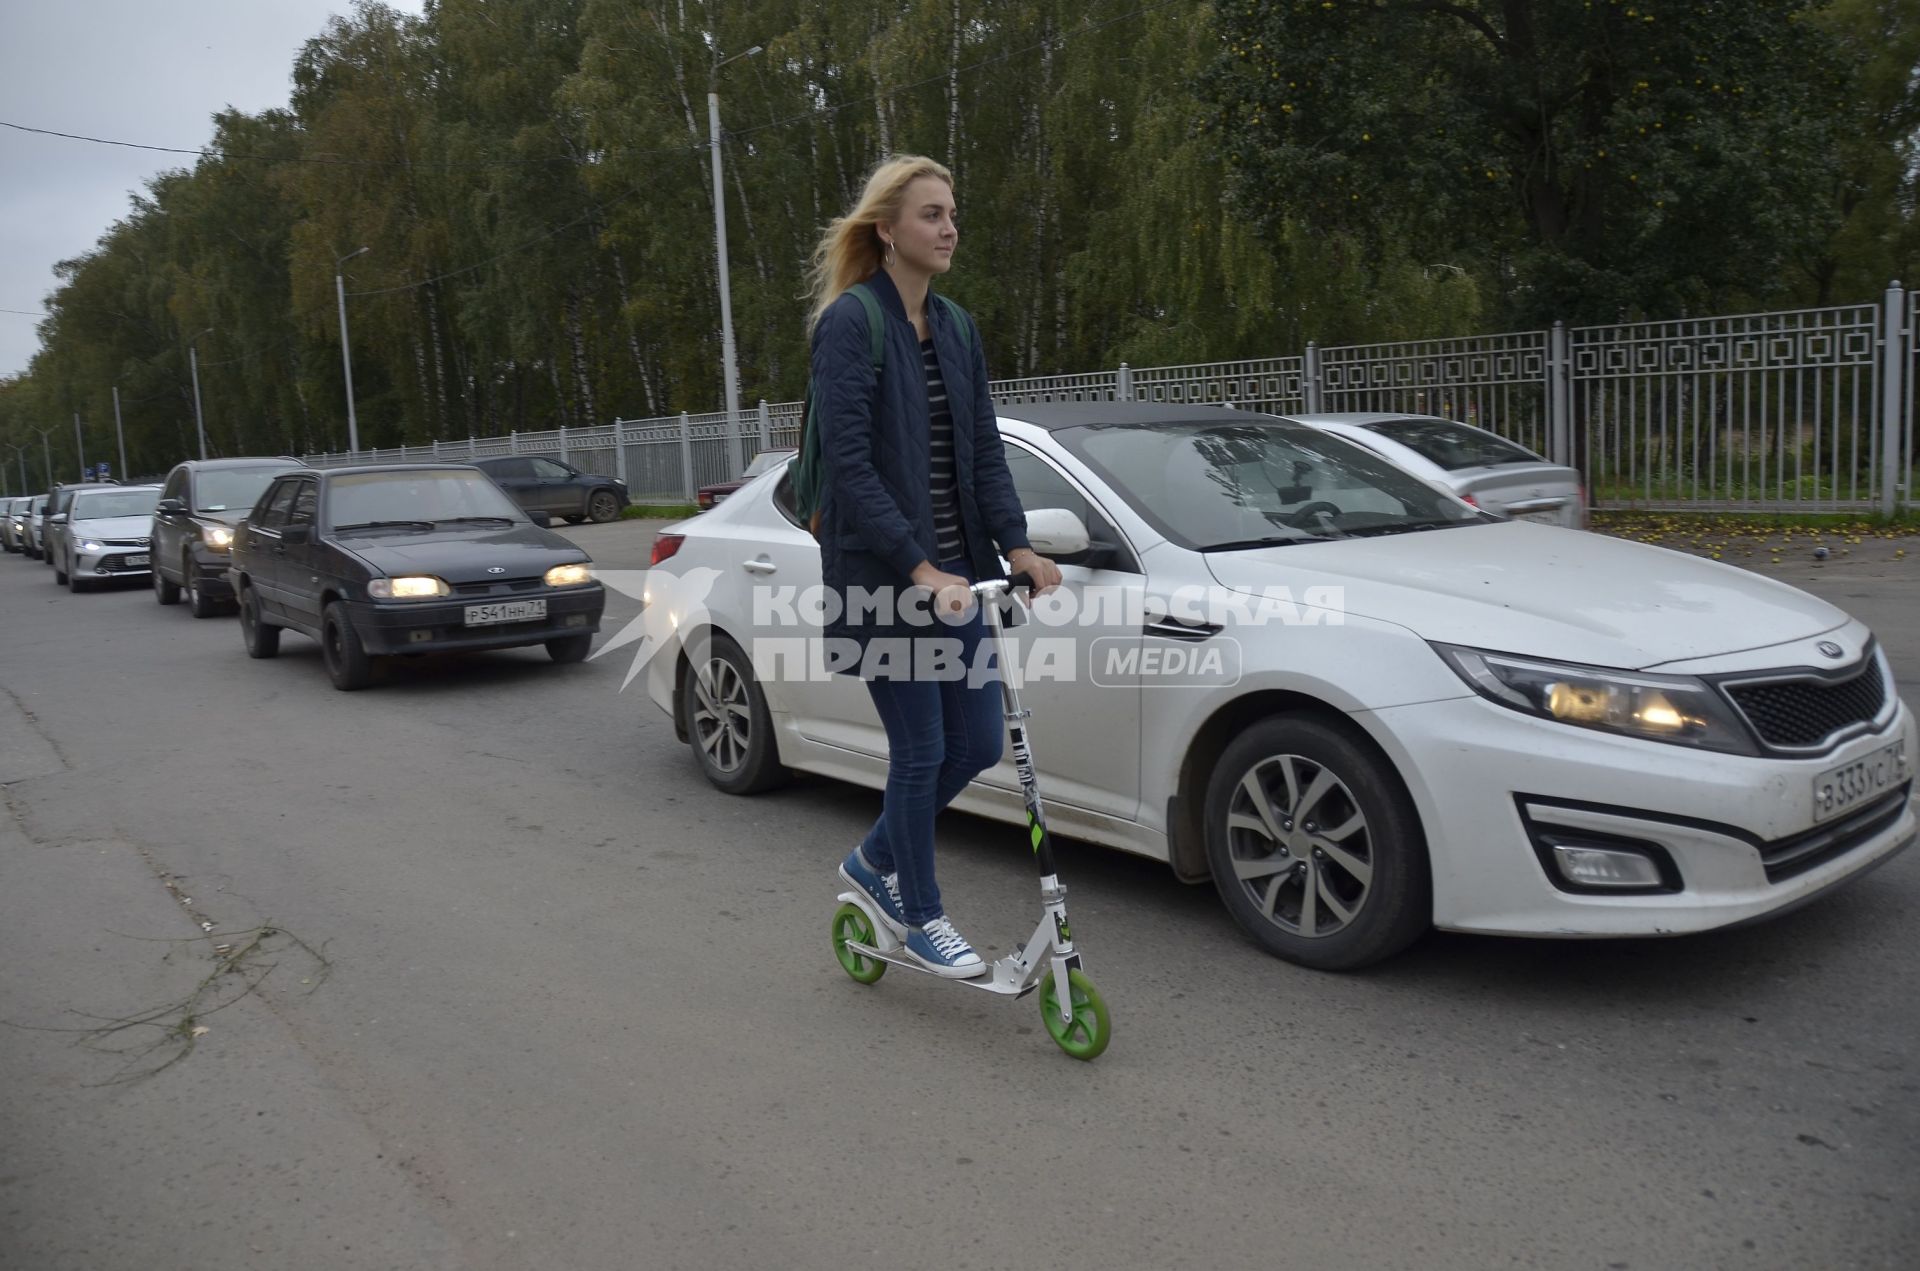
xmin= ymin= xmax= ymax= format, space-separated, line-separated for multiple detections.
xmin=544 ymin=563 xmax=593 ymax=587
xmin=368 ymin=575 xmax=450 ymax=599
xmin=80 ymin=539 xmax=104 ymax=552
xmin=201 ymin=524 xmax=233 ymax=550
xmin=1433 ymin=644 xmax=1758 ymax=754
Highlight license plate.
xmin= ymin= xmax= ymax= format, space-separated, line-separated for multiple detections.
xmin=1514 ymin=509 xmax=1562 ymax=525
xmin=123 ymin=554 xmax=149 ymax=567
xmin=464 ymin=599 xmax=547 ymax=627
xmin=1813 ymin=739 xmax=1909 ymax=823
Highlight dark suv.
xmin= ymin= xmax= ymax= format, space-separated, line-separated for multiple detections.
xmin=151 ymin=457 xmax=304 ymax=616
xmin=471 ymin=456 xmax=628 ymax=524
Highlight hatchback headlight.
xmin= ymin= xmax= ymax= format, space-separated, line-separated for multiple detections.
xmin=544 ymin=563 xmax=593 ymax=587
xmin=1433 ymin=644 xmax=1757 ymax=754
xmin=201 ymin=524 xmax=233 ymax=550
xmin=368 ymin=575 xmax=450 ymax=599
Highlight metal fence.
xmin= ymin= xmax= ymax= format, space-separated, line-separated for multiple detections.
xmin=305 ymin=282 xmax=1919 ymax=515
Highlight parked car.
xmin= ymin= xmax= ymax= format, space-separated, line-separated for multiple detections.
xmin=227 ymin=463 xmax=606 ymax=690
xmin=642 ymin=402 xmax=1914 ymax=969
xmin=696 ymin=448 xmax=799 ymax=510
xmin=0 ymin=497 xmax=27 ymax=552
xmin=151 ymin=456 xmax=304 ymax=617
xmin=20 ymin=494 xmax=49 ymax=559
xmin=40 ymin=482 xmax=96 ymax=577
xmin=1290 ymin=413 xmax=1586 ymax=528
xmin=470 ymin=455 xmax=628 ymax=524
xmin=50 ymin=484 xmax=162 ymax=591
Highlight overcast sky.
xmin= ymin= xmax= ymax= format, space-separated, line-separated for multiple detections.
xmin=0 ymin=1 xmax=425 ymax=379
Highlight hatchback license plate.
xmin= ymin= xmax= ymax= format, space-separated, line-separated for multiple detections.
xmin=123 ymin=554 xmax=149 ymax=567
xmin=1513 ymin=509 xmax=1563 ymax=525
xmin=1813 ymin=739 xmax=1908 ymax=823
xmin=465 ymin=599 xmax=547 ymax=627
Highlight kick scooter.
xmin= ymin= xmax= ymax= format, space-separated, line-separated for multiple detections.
xmin=830 ymin=571 xmax=1112 ymax=1061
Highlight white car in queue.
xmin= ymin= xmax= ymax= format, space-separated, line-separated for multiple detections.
xmin=640 ymin=402 xmax=1914 ymax=969
xmin=1290 ymin=412 xmax=1587 ymax=528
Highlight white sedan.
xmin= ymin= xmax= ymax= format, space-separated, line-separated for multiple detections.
xmin=1291 ymin=411 xmax=1586 ymax=528
xmin=640 ymin=403 xmax=1915 ymax=969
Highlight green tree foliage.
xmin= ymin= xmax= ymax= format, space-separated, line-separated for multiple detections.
xmin=1206 ymin=0 xmax=1856 ymax=324
xmin=1 ymin=0 xmax=1911 ymax=481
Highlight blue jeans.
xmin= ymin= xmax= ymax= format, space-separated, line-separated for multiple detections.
xmin=858 ymin=559 xmax=1006 ymax=926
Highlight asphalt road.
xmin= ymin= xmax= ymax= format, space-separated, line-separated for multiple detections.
xmin=1 ymin=522 xmax=1915 ymax=1271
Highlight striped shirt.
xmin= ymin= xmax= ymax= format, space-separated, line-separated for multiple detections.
xmin=923 ymin=338 xmax=964 ymax=560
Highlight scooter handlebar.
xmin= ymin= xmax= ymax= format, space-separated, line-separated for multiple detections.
xmin=970 ymin=570 xmax=1034 ymax=599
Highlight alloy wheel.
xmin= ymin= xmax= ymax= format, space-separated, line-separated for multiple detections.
xmin=1224 ymin=753 xmax=1375 ymax=939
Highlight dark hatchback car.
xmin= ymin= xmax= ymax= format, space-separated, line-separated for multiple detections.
xmin=695 ymin=448 xmax=797 ymax=510
xmin=471 ymin=455 xmax=628 ymax=523
xmin=227 ymin=464 xmax=606 ymax=690
xmin=152 ymin=456 xmax=304 ymax=616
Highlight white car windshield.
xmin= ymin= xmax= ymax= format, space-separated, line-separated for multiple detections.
xmin=1060 ymin=418 xmax=1483 ymax=550
xmin=70 ymin=488 xmax=160 ymax=519
xmin=197 ymin=466 xmax=298 ymax=513
xmin=327 ymin=470 xmax=524 ymax=528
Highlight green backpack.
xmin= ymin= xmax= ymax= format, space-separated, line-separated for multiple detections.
xmin=794 ymin=283 xmax=972 ymax=538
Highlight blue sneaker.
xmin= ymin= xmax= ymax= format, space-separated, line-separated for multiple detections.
xmin=906 ymin=917 xmax=987 ymax=979
xmin=838 ymin=848 xmax=908 ymax=938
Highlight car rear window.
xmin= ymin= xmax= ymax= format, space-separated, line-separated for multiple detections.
xmin=1364 ymin=418 xmax=1541 ymax=470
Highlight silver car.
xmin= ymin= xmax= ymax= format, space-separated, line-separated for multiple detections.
xmin=21 ymin=494 xmax=50 ymax=558
xmin=51 ymin=484 xmax=162 ymax=592
xmin=1 ymin=497 xmax=27 ymax=552
xmin=1289 ymin=413 xmax=1586 ymax=528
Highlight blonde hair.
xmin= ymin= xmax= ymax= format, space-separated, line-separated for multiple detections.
xmin=806 ymin=154 xmax=954 ymax=332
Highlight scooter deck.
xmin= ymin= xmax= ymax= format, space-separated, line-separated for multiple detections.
xmin=837 ymin=893 xmax=1047 ymax=998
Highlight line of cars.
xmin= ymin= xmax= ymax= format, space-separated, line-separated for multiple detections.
xmin=3 ymin=455 xmax=608 ymax=692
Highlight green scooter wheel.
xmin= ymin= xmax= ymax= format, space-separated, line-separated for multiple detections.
xmin=832 ymin=902 xmax=887 ymax=984
xmin=1038 ymin=968 xmax=1110 ymax=1060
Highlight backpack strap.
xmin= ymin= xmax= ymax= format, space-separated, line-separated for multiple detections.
xmin=847 ymin=282 xmax=887 ymax=370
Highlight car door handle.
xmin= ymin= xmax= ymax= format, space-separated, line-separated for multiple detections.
xmin=742 ymin=557 xmax=778 ymax=574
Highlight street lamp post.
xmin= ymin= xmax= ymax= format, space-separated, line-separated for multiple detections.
xmin=5 ymin=444 xmax=26 ymax=496
xmin=335 ymin=246 xmax=371 ymax=455
xmin=112 ymin=386 xmax=127 ymax=480
xmin=73 ymin=412 xmax=86 ymax=481
xmin=188 ymin=327 xmax=212 ymax=460
xmin=709 ymin=44 xmax=761 ymax=477
xmin=35 ymin=426 xmax=52 ymax=488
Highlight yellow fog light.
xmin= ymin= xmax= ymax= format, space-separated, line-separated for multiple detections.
xmin=544 ymin=563 xmax=593 ymax=587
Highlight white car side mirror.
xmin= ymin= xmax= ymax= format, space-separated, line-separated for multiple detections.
xmin=1024 ymin=506 xmax=1091 ymax=557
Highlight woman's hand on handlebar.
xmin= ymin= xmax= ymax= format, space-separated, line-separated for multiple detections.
xmin=1008 ymin=547 xmax=1063 ymax=596
xmin=910 ymin=561 xmax=976 ymax=619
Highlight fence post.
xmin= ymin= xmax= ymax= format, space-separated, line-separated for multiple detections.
xmin=558 ymin=424 xmax=569 ymax=463
xmin=1303 ymin=343 xmax=1324 ymax=412
xmin=1882 ymin=281 xmax=1907 ymax=516
xmin=1549 ymin=321 xmax=1572 ymax=468
xmin=614 ymin=419 xmax=629 ymax=486
xmin=757 ymin=400 xmax=771 ymax=453
xmin=432 ymin=439 xmax=440 ymax=460
xmin=678 ymin=412 xmax=695 ymax=502
xmin=1117 ymin=363 xmax=1133 ymax=402
xmin=469 ymin=435 xmax=477 ymax=459
xmin=509 ymin=430 xmax=519 ymax=455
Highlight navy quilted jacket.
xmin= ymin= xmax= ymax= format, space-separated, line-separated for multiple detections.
xmin=810 ymin=269 xmax=1031 ymax=644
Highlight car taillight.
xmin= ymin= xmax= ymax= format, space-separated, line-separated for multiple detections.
xmin=697 ymin=492 xmax=713 ymax=508
xmin=650 ymin=533 xmax=685 ymax=565
xmin=1461 ymin=493 xmax=1479 ymax=507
